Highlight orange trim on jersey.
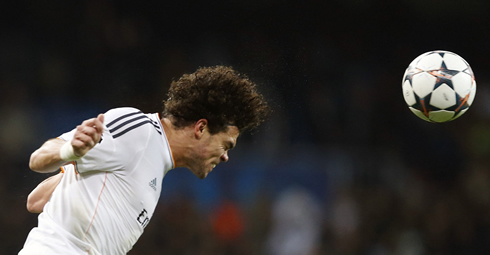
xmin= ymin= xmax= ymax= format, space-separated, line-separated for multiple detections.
xmin=72 ymin=161 xmax=79 ymax=175
xmin=157 ymin=112 xmax=176 ymax=168
xmin=84 ymin=172 xmax=108 ymax=236
xmin=60 ymin=166 xmax=65 ymax=173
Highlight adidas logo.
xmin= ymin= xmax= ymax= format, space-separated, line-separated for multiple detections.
xmin=149 ymin=178 xmax=157 ymax=191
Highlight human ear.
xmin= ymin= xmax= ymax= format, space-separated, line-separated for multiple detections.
xmin=194 ymin=119 xmax=208 ymax=139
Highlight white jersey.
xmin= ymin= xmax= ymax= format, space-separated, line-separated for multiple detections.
xmin=20 ymin=107 xmax=175 ymax=255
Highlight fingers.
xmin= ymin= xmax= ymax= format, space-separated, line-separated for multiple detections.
xmin=81 ymin=114 xmax=105 ymax=135
xmin=74 ymin=126 xmax=97 ymax=146
xmin=97 ymin=114 xmax=104 ymax=125
xmin=93 ymin=114 xmax=104 ymax=135
xmin=71 ymin=114 xmax=105 ymax=156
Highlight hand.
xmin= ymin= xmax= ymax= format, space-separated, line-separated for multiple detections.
xmin=71 ymin=114 xmax=104 ymax=157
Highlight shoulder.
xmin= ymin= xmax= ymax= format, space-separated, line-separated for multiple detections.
xmin=103 ymin=107 xmax=148 ymax=129
xmin=103 ymin=107 xmax=143 ymax=122
xmin=103 ymin=107 xmax=160 ymax=140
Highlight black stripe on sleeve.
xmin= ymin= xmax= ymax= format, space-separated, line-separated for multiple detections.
xmin=112 ymin=120 xmax=161 ymax=138
xmin=109 ymin=115 xmax=147 ymax=133
xmin=106 ymin=111 xmax=143 ymax=128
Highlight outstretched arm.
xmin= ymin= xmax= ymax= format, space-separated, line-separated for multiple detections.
xmin=26 ymin=171 xmax=64 ymax=213
xmin=29 ymin=114 xmax=105 ymax=173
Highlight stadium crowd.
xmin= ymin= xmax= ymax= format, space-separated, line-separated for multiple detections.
xmin=1 ymin=0 xmax=490 ymax=254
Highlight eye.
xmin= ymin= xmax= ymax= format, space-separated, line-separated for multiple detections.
xmin=225 ymin=141 xmax=235 ymax=151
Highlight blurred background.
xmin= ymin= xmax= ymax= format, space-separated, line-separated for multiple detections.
xmin=1 ymin=0 xmax=490 ymax=254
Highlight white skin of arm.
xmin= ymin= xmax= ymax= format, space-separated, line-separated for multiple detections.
xmin=29 ymin=114 xmax=104 ymax=173
xmin=26 ymin=172 xmax=64 ymax=213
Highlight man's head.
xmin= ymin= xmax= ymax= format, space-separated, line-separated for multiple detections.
xmin=163 ymin=65 xmax=269 ymax=135
xmin=162 ymin=66 xmax=269 ymax=178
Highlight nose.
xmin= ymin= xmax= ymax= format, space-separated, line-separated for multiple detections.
xmin=220 ymin=151 xmax=229 ymax=162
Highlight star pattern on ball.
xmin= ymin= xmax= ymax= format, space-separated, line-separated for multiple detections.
xmin=402 ymin=50 xmax=476 ymax=123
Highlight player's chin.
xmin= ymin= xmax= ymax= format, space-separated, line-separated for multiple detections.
xmin=196 ymin=171 xmax=208 ymax=179
xmin=192 ymin=168 xmax=209 ymax=179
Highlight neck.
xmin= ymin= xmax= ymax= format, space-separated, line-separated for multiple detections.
xmin=160 ymin=118 xmax=192 ymax=168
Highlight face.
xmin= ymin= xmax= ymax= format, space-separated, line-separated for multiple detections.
xmin=187 ymin=125 xmax=239 ymax=179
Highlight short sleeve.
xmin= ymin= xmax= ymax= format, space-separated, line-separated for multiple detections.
xmin=74 ymin=126 xmax=120 ymax=173
xmin=59 ymin=127 xmax=119 ymax=172
xmin=59 ymin=107 xmax=150 ymax=174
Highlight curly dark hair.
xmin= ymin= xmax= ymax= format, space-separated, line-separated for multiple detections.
xmin=163 ymin=66 xmax=269 ymax=134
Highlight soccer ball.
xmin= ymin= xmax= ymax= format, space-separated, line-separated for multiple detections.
xmin=402 ymin=50 xmax=476 ymax=122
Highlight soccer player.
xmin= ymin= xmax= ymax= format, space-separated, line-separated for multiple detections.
xmin=19 ymin=66 xmax=269 ymax=255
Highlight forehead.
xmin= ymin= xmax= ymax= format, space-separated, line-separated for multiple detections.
xmin=220 ymin=126 xmax=239 ymax=139
xmin=213 ymin=126 xmax=239 ymax=145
